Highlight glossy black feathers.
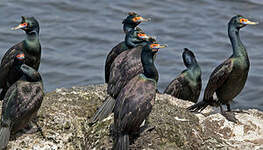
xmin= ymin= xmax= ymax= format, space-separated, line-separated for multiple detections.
xmin=0 ymin=63 xmax=44 ymax=148
xmin=164 ymin=48 xmax=201 ymax=103
xmin=0 ymin=17 xmax=41 ymax=99
xmin=188 ymin=15 xmax=253 ymax=113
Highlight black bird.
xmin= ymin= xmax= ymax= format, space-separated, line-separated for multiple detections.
xmin=0 ymin=52 xmax=44 ymax=149
xmin=105 ymin=12 xmax=150 ymax=83
xmin=188 ymin=15 xmax=257 ymax=121
xmin=90 ymin=38 xmax=158 ymax=125
xmin=164 ymin=48 xmax=201 ymax=103
xmin=0 ymin=16 xmax=41 ymax=99
xmin=113 ymin=43 xmax=167 ymax=150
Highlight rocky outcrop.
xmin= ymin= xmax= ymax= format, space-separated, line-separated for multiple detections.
xmin=2 ymin=84 xmax=263 ymax=149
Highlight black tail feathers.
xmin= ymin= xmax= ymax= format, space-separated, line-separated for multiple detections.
xmin=89 ymin=96 xmax=116 ymax=126
xmin=113 ymin=134 xmax=129 ymax=150
xmin=0 ymin=126 xmax=11 ymax=149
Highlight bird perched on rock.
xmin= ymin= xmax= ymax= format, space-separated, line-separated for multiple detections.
xmin=113 ymin=42 xmax=167 ymax=150
xmin=90 ymin=37 xmax=158 ymax=125
xmin=0 ymin=52 xmax=44 ymax=149
xmin=188 ymin=15 xmax=258 ymax=122
xmin=164 ymin=48 xmax=201 ymax=103
xmin=105 ymin=12 xmax=150 ymax=83
xmin=0 ymin=16 xmax=41 ymax=100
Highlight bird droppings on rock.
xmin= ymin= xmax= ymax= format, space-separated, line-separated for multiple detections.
xmin=1 ymin=84 xmax=263 ymax=149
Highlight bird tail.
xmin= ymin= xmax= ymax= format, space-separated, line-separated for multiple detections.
xmin=113 ymin=134 xmax=129 ymax=150
xmin=187 ymin=101 xmax=209 ymax=112
xmin=0 ymin=125 xmax=11 ymax=149
xmin=89 ymin=96 xmax=116 ymax=126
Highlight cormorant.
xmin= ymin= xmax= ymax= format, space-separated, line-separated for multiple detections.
xmin=0 ymin=16 xmax=41 ymax=99
xmin=164 ymin=48 xmax=202 ymax=103
xmin=0 ymin=52 xmax=44 ymax=149
xmin=90 ymin=38 xmax=157 ymax=125
xmin=188 ymin=15 xmax=258 ymax=121
xmin=105 ymin=12 xmax=150 ymax=83
xmin=113 ymin=43 xmax=167 ymax=150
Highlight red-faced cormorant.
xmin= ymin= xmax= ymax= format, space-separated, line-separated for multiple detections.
xmin=105 ymin=12 xmax=150 ymax=83
xmin=0 ymin=16 xmax=41 ymax=100
xmin=0 ymin=52 xmax=44 ymax=149
xmin=113 ymin=43 xmax=167 ymax=150
xmin=188 ymin=15 xmax=258 ymax=122
xmin=90 ymin=38 xmax=158 ymax=125
xmin=164 ymin=48 xmax=202 ymax=103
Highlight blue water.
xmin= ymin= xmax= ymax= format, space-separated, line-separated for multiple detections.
xmin=0 ymin=0 xmax=262 ymax=110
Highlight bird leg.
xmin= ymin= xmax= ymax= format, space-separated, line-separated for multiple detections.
xmin=226 ymin=104 xmax=231 ymax=111
xmin=139 ymin=117 xmax=155 ymax=135
xmin=220 ymin=105 xmax=238 ymax=123
xmin=226 ymin=104 xmax=249 ymax=114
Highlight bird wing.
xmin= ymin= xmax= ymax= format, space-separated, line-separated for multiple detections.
xmin=114 ymin=75 xmax=156 ymax=131
xmin=108 ymin=47 xmax=143 ymax=98
xmin=164 ymin=74 xmax=186 ymax=98
xmin=105 ymin=41 xmax=127 ymax=83
xmin=0 ymin=60 xmax=13 ymax=88
xmin=1 ymin=42 xmax=23 ymax=65
xmin=2 ymin=81 xmax=44 ymax=123
xmin=203 ymin=59 xmax=233 ymax=101
xmin=0 ymin=42 xmax=24 ymax=87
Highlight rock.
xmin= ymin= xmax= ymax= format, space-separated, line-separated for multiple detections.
xmin=2 ymin=84 xmax=263 ymax=149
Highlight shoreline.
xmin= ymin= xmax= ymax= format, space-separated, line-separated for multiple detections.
xmin=3 ymin=84 xmax=263 ymax=149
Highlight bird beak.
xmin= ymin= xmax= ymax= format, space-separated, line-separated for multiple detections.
xmin=242 ymin=19 xmax=258 ymax=25
xmin=137 ymin=33 xmax=150 ymax=40
xmin=151 ymin=44 xmax=168 ymax=52
xmin=11 ymin=22 xmax=28 ymax=30
xmin=133 ymin=16 xmax=151 ymax=23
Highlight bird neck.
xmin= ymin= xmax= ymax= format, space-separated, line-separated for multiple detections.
xmin=123 ymin=23 xmax=136 ymax=33
xmin=184 ymin=63 xmax=201 ymax=81
xmin=21 ymin=65 xmax=42 ymax=82
xmin=26 ymin=30 xmax=39 ymax=42
xmin=141 ymin=49 xmax=158 ymax=81
xmin=125 ymin=31 xmax=147 ymax=49
xmin=189 ymin=64 xmax=201 ymax=79
xmin=228 ymin=26 xmax=247 ymax=58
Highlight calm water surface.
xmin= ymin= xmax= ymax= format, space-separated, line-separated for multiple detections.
xmin=0 ymin=0 xmax=262 ymax=110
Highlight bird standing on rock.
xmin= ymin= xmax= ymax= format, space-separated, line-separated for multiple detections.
xmin=90 ymin=37 xmax=157 ymax=125
xmin=113 ymin=42 xmax=167 ymax=150
xmin=188 ymin=15 xmax=258 ymax=122
xmin=0 ymin=52 xmax=44 ymax=149
xmin=164 ymin=48 xmax=202 ymax=103
xmin=105 ymin=12 xmax=150 ymax=83
xmin=0 ymin=16 xmax=41 ymax=100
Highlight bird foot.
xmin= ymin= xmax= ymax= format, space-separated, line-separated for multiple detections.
xmin=229 ymin=110 xmax=249 ymax=114
xmin=139 ymin=125 xmax=155 ymax=135
xmin=156 ymin=89 xmax=160 ymax=94
xmin=23 ymin=127 xmax=39 ymax=134
xmin=221 ymin=111 xmax=239 ymax=123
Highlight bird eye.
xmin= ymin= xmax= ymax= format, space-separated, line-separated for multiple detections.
xmin=240 ymin=18 xmax=248 ymax=23
xmin=138 ymin=33 xmax=146 ymax=37
xmin=132 ymin=17 xmax=138 ymax=22
xmin=20 ymin=22 xmax=28 ymax=27
xmin=132 ymin=17 xmax=142 ymax=22
xmin=150 ymin=44 xmax=159 ymax=49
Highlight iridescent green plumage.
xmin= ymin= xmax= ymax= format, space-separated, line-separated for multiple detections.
xmin=0 ymin=16 xmax=41 ymax=99
xmin=0 ymin=54 xmax=44 ymax=149
xmin=188 ymin=15 xmax=257 ymax=119
xmin=113 ymin=43 xmax=166 ymax=150
xmin=91 ymin=39 xmax=157 ymax=125
xmin=164 ymin=48 xmax=201 ymax=103
xmin=105 ymin=12 xmax=150 ymax=83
